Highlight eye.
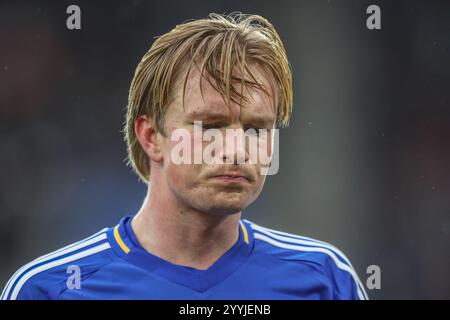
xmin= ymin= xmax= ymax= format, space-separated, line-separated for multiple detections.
xmin=199 ymin=122 xmax=226 ymax=131
xmin=244 ymin=127 xmax=262 ymax=136
xmin=202 ymin=123 xmax=220 ymax=130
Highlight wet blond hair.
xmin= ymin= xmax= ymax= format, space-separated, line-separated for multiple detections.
xmin=125 ymin=13 xmax=293 ymax=183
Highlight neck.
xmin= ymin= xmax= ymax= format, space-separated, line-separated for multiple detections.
xmin=131 ymin=184 xmax=241 ymax=270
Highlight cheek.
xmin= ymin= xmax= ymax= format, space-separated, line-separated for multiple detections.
xmin=254 ymin=174 xmax=267 ymax=192
xmin=260 ymin=130 xmax=273 ymax=154
xmin=164 ymin=141 xmax=202 ymax=189
xmin=164 ymin=163 xmax=191 ymax=195
xmin=163 ymin=125 xmax=211 ymax=191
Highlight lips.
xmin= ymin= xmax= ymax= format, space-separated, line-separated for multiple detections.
xmin=211 ymin=171 xmax=252 ymax=183
xmin=212 ymin=176 xmax=249 ymax=184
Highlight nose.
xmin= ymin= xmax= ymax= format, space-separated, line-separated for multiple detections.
xmin=220 ymin=127 xmax=249 ymax=165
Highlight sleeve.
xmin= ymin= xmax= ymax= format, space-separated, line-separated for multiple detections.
xmin=2 ymin=258 xmax=110 ymax=300
xmin=1 ymin=270 xmax=54 ymax=300
xmin=322 ymin=253 xmax=368 ymax=300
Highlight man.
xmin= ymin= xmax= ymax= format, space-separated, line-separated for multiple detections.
xmin=1 ymin=13 xmax=368 ymax=300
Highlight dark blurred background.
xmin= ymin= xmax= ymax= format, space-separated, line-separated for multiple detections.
xmin=1 ymin=0 xmax=449 ymax=299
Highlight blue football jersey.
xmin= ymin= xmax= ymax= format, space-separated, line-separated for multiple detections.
xmin=1 ymin=216 xmax=368 ymax=300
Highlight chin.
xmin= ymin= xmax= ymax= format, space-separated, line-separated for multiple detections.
xmin=201 ymin=200 xmax=247 ymax=215
xmin=201 ymin=189 xmax=260 ymax=215
xmin=206 ymin=207 xmax=244 ymax=216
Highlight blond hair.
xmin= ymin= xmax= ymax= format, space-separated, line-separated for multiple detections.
xmin=124 ymin=13 xmax=293 ymax=183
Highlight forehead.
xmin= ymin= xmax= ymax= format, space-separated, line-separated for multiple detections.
xmin=171 ymin=65 xmax=277 ymax=123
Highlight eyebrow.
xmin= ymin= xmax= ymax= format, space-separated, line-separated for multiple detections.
xmin=243 ymin=117 xmax=276 ymax=129
xmin=187 ymin=106 xmax=276 ymax=127
xmin=186 ymin=108 xmax=232 ymax=121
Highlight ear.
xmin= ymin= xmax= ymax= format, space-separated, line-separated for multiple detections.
xmin=135 ymin=115 xmax=164 ymax=163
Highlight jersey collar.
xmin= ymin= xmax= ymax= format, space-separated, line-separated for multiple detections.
xmin=108 ymin=215 xmax=254 ymax=292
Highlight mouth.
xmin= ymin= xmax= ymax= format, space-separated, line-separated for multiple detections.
xmin=211 ymin=172 xmax=251 ymax=184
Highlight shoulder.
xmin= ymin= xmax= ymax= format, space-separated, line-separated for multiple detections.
xmin=1 ymin=227 xmax=114 ymax=300
xmin=244 ymin=219 xmax=369 ymax=300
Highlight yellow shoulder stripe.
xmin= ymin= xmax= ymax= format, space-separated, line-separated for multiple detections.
xmin=114 ymin=225 xmax=130 ymax=254
xmin=240 ymin=221 xmax=249 ymax=244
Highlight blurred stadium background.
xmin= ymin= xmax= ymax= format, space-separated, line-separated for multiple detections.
xmin=1 ymin=0 xmax=449 ymax=299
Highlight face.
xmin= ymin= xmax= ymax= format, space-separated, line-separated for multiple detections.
xmin=158 ymin=65 xmax=277 ymax=215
